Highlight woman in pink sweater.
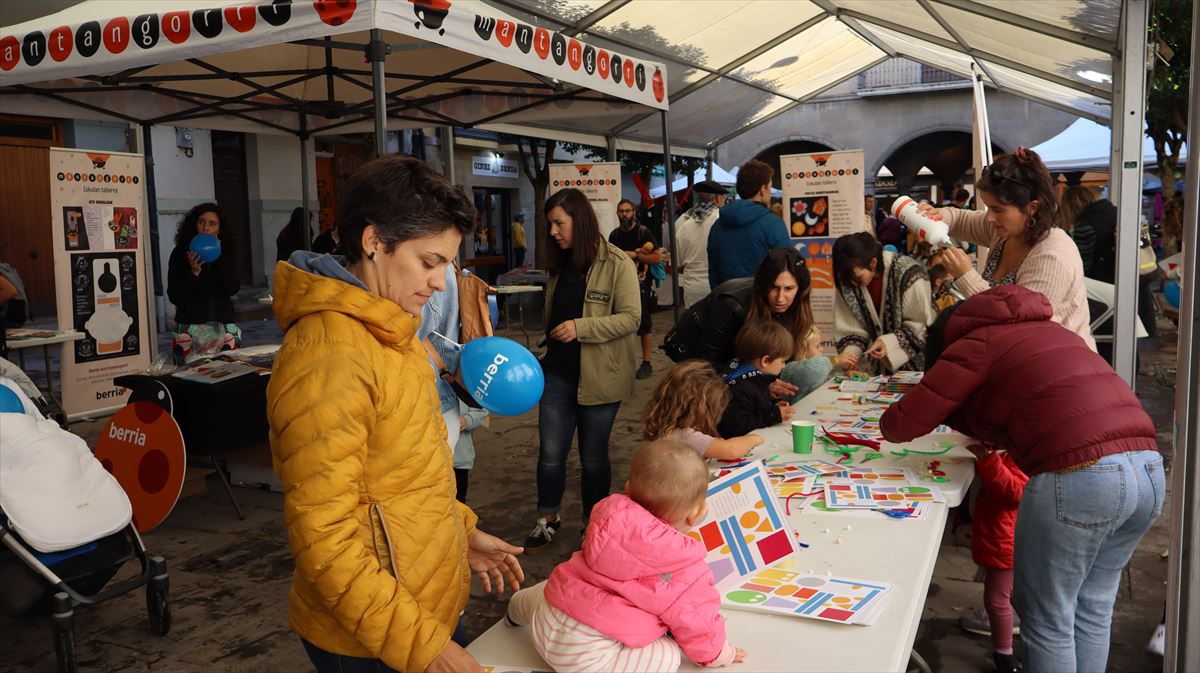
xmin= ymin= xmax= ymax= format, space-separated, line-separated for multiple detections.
xmin=922 ymin=148 xmax=1096 ymax=350
xmin=506 ymin=439 xmax=745 ymax=672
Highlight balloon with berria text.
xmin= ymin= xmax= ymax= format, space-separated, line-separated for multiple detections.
xmin=460 ymin=336 xmax=543 ymax=416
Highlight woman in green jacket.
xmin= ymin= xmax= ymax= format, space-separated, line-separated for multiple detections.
xmin=525 ymin=188 xmax=641 ymax=549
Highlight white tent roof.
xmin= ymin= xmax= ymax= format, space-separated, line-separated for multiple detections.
xmin=1031 ymin=117 xmax=1189 ymax=172
xmin=649 ymin=163 xmax=736 ymax=198
xmin=2 ymin=1 xmax=1128 ymax=154
xmin=0 ymin=0 xmax=668 ymax=147
xmin=483 ymin=0 xmax=1122 ymax=150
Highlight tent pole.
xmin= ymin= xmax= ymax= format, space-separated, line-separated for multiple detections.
xmin=705 ymin=148 xmax=714 ymax=181
xmin=606 ymin=135 xmax=617 ymax=162
xmin=660 ymin=111 xmax=680 ymax=322
xmin=368 ymin=29 xmax=389 ymax=158
xmin=1108 ymin=0 xmax=1149 ymax=386
xmin=299 ymin=113 xmax=312 ymax=251
xmin=140 ymin=123 xmax=163 ymax=353
xmin=441 ymin=126 xmax=456 ymax=184
xmin=1166 ymin=3 xmax=1200 ymax=670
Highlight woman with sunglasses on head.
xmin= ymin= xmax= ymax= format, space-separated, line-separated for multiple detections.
xmin=832 ymin=232 xmax=937 ymax=375
xmin=918 ymin=148 xmax=1095 ymax=350
xmin=664 ymin=247 xmax=858 ymax=401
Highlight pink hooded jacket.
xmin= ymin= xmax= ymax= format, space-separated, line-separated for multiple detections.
xmin=544 ymin=494 xmax=730 ymax=666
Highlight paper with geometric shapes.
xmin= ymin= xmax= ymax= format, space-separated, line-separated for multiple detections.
xmin=686 ymin=463 xmax=800 ymax=586
xmin=815 ymin=466 xmax=915 ymax=484
xmin=823 ymin=478 xmax=945 ymax=509
xmin=800 ymin=493 xmax=930 ymax=519
xmin=721 ymin=559 xmax=895 ymax=625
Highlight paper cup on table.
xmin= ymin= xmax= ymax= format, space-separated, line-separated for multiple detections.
xmin=791 ymin=420 xmax=816 ymax=454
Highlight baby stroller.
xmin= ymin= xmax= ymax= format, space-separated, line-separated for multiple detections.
xmin=0 ymin=377 xmax=171 ymax=673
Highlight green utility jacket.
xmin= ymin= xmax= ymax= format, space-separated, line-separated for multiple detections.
xmin=544 ymin=240 xmax=641 ymax=405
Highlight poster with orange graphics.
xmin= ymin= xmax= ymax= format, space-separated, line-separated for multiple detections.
xmin=780 ymin=150 xmax=866 ymax=353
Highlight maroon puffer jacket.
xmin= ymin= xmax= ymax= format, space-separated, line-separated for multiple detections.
xmin=880 ymin=286 xmax=1157 ymax=476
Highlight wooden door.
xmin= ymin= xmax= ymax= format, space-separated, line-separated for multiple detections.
xmin=210 ymin=131 xmax=252 ymax=284
xmin=0 ymin=143 xmax=54 ymax=317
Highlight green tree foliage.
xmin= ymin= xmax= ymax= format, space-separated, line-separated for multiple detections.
xmin=1147 ymin=0 xmax=1192 ymax=197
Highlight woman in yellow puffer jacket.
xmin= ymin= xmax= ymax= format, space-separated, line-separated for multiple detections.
xmin=268 ymin=156 xmax=524 ymax=673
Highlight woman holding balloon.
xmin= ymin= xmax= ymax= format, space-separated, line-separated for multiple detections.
xmin=525 ymin=188 xmax=642 ymax=550
xmin=268 ymin=156 xmax=523 ymax=673
xmin=166 ymin=203 xmax=241 ymax=362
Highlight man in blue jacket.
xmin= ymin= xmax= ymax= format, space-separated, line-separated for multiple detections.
xmin=707 ymin=159 xmax=791 ymax=289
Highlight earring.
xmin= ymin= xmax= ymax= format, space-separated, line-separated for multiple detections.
xmin=368 ymin=251 xmax=376 ymax=261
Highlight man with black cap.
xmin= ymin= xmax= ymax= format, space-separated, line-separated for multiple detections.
xmin=674 ymin=180 xmax=728 ymax=308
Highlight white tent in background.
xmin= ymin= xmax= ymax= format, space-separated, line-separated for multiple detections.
xmin=1031 ymin=118 xmax=1189 ymax=172
xmin=649 ymin=163 xmax=737 ymax=198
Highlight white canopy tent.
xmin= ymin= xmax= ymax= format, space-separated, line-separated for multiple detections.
xmin=1032 ymin=117 xmax=1189 ymax=171
xmin=0 ymin=0 xmax=674 ymax=151
xmin=482 ymin=0 xmax=1122 ymax=150
xmin=648 ymin=162 xmax=736 ymax=198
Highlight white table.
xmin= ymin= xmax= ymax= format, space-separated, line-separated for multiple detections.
xmin=494 ymin=285 xmax=543 ymax=347
xmin=468 ymin=379 xmax=977 ymax=673
xmin=5 ymin=328 xmax=85 ymax=397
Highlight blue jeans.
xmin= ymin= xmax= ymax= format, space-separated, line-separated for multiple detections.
xmin=537 ymin=371 xmax=620 ymax=522
xmin=1012 ymin=450 xmax=1164 ymax=673
xmin=301 ymin=624 xmax=471 ymax=672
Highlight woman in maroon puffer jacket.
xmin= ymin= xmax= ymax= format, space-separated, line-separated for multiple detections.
xmin=881 ymin=285 xmax=1163 ymax=673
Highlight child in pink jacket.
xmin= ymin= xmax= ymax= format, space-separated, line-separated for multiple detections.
xmin=506 ymin=439 xmax=746 ymax=672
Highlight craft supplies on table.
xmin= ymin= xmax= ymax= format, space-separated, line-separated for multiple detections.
xmin=688 ymin=464 xmax=896 ymax=626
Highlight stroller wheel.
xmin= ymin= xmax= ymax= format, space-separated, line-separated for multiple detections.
xmin=53 ymin=626 xmax=76 ymax=673
xmin=147 ymin=585 xmax=171 ymax=636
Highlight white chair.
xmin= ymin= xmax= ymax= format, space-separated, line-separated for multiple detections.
xmin=1084 ymin=277 xmax=1149 ymax=347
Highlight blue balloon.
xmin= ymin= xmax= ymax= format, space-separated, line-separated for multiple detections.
xmin=883 ymin=244 xmax=898 ymax=253
xmin=189 ymin=233 xmax=221 ymax=263
xmin=488 ymin=294 xmax=500 ymax=329
xmin=460 ymin=336 xmax=544 ymax=416
xmin=0 ymin=386 xmax=23 ymax=413
xmin=1164 ymin=280 xmax=1181 ymax=309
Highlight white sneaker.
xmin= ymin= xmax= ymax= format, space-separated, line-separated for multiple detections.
xmin=1147 ymin=622 xmax=1166 ymax=657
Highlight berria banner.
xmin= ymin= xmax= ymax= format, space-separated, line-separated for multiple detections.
xmin=0 ymin=0 xmax=668 ymax=110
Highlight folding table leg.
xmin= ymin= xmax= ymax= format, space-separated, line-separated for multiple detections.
xmin=907 ymin=649 xmax=932 ymax=673
xmin=208 ymin=455 xmax=246 ymax=521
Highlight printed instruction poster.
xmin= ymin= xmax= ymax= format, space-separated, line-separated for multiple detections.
xmin=548 ymin=162 xmax=622 ymax=239
xmin=780 ymin=150 xmax=865 ymax=353
xmin=50 ymin=149 xmax=150 ymax=417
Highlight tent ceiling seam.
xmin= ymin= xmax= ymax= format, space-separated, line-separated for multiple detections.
xmin=928 ymin=0 xmax=1117 ymax=55
xmin=837 ymin=10 xmax=1111 ymax=100
xmin=705 ymin=53 xmax=891 ymax=149
xmin=564 ymin=0 xmax=631 ymax=36
xmin=913 ymin=0 xmax=993 ymax=89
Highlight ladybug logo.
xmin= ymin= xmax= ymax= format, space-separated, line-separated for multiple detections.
xmin=576 ymin=165 xmax=592 ymax=176
xmin=315 ymin=0 xmax=358 ymax=28
xmin=410 ymin=0 xmax=450 ymax=34
xmin=86 ymin=152 xmax=110 ymax=169
xmin=812 ymin=153 xmax=832 ymax=167
xmin=652 ymin=66 xmax=665 ymax=102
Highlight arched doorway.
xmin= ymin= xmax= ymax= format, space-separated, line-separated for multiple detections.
xmin=875 ymin=130 xmax=1005 ymax=200
xmin=753 ymin=139 xmax=837 ymax=189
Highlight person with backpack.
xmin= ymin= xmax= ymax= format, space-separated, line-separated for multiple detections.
xmin=662 ymin=248 xmax=858 ymax=387
xmin=706 ymin=160 xmax=791 ymax=289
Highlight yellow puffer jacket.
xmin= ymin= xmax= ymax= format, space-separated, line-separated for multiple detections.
xmin=267 ymin=261 xmax=477 ymax=672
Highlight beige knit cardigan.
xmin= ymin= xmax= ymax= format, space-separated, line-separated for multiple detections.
xmin=939 ymin=207 xmax=1097 ymax=352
